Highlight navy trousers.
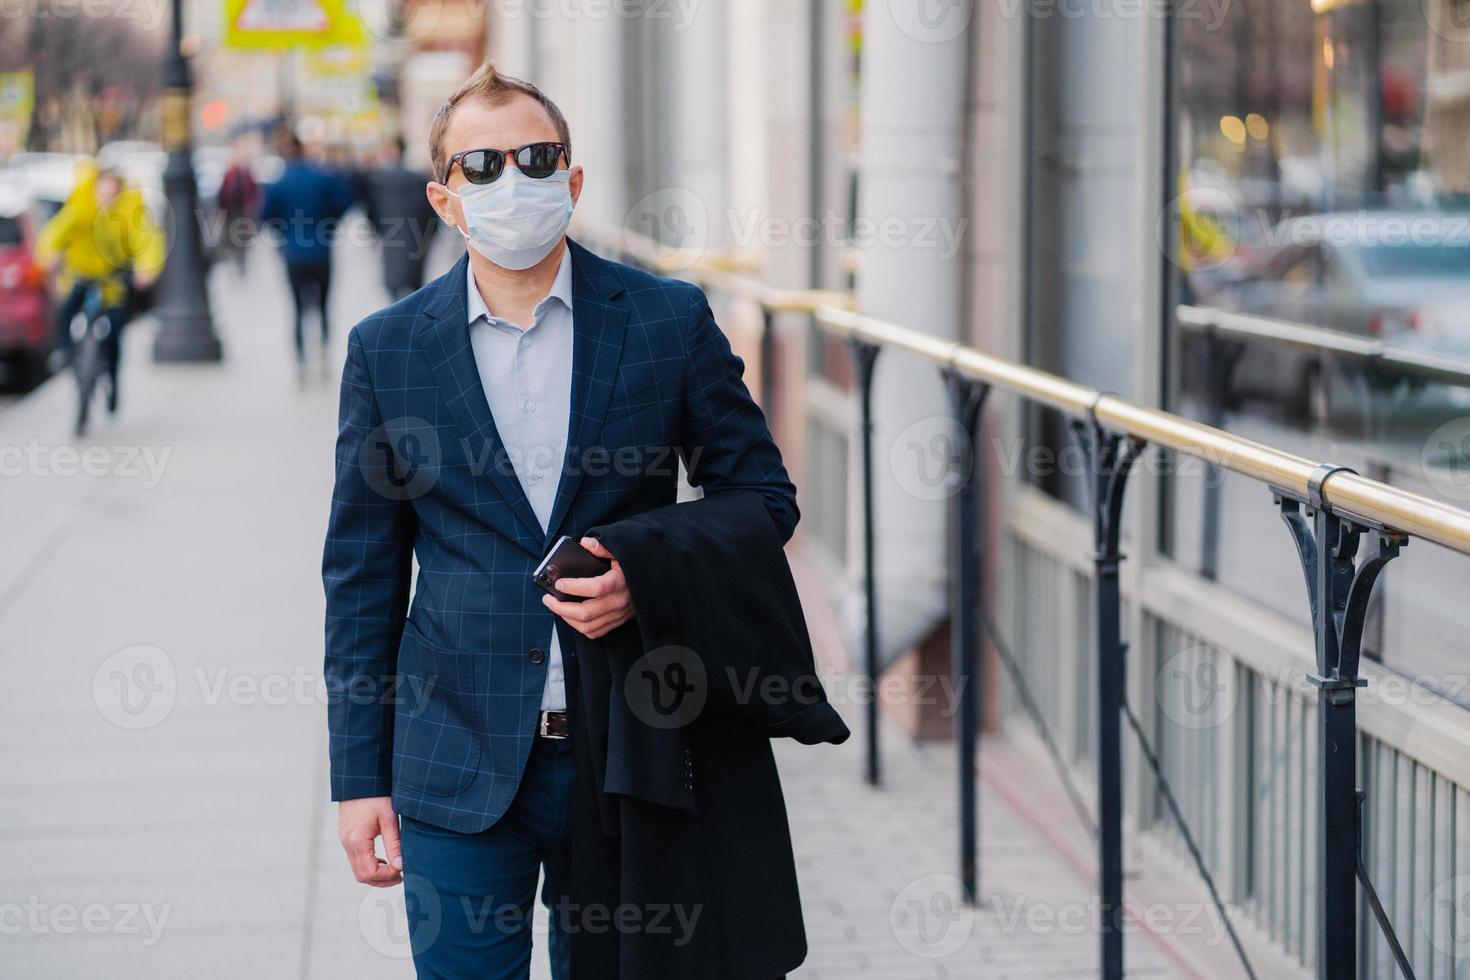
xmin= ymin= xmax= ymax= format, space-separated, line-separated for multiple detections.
xmin=285 ymin=259 xmax=332 ymax=362
xmin=400 ymin=738 xmax=573 ymax=980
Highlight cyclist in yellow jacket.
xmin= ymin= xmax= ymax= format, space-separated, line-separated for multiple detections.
xmin=36 ymin=165 xmax=165 ymax=412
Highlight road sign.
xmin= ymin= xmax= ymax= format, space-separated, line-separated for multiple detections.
xmin=223 ymin=0 xmax=365 ymax=50
xmin=0 ymin=72 xmax=34 ymax=121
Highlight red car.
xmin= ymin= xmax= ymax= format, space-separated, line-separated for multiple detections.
xmin=0 ymin=199 xmax=53 ymax=387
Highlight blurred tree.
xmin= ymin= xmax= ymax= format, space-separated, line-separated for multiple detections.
xmin=0 ymin=16 xmax=163 ymax=151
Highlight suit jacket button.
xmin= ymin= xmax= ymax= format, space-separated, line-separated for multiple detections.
xmin=529 ymin=648 xmax=546 ymax=664
xmin=684 ymin=781 xmax=694 ymax=792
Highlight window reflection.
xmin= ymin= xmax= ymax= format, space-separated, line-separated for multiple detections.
xmin=1169 ymin=0 xmax=1470 ymax=691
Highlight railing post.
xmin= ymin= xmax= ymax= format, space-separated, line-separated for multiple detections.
xmin=1191 ymin=331 xmax=1244 ymax=581
xmin=1275 ymin=465 xmax=1406 ymax=980
xmin=760 ymin=305 xmax=777 ymax=416
xmin=850 ymin=337 xmax=883 ymax=786
xmin=1072 ymin=410 xmax=1145 ymax=980
xmin=945 ymin=369 xmax=990 ymax=905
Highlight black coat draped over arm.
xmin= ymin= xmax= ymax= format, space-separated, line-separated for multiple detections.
xmin=563 ymin=490 xmax=849 ymax=980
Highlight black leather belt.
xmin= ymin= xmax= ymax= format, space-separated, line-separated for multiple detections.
xmin=537 ymin=710 xmax=571 ymax=740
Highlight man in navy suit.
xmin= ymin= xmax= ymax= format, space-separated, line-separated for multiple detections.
xmin=323 ymin=61 xmax=797 ymax=979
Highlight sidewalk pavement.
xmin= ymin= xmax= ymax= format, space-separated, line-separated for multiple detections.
xmin=0 ymin=227 xmax=1225 ymax=978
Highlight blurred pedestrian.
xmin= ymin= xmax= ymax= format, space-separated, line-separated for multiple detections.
xmin=35 ymin=165 xmax=164 ymax=414
xmin=215 ymin=140 xmax=260 ymax=278
xmin=259 ymin=134 xmax=356 ymax=380
xmin=326 ymin=142 xmax=370 ymax=205
xmin=361 ymin=136 xmax=440 ymax=301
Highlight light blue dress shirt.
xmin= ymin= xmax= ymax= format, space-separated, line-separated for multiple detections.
xmin=466 ymin=250 xmax=574 ymax=712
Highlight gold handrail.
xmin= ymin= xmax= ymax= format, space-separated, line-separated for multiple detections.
xmin=581 ymin=226 xmax=1470 ymax=557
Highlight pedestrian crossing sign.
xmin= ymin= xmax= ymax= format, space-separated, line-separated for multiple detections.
xmin=223 ymin=0 xmax=366 ymax=50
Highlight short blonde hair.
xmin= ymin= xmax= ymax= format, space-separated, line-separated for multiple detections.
xmin=428 ymin=61 xmax=572 ymax=181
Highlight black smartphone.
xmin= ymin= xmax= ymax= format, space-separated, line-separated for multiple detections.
xmin=532 ymin=535 xmax=612 ymax=602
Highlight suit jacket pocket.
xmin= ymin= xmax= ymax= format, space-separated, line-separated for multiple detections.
xmin=392 ymin=622 xmax=481 ymax=798
xmin=606 ymin=376 xmax=661 ymax=419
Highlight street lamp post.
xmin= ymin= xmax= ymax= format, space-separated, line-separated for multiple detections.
xmin=152 ymin=0 xmax=222 ymax=363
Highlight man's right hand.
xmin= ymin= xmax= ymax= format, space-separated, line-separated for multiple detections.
xmin=338 ymin=796 xmax=403 ymax=887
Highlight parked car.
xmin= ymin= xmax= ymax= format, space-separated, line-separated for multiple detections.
xmin=0 ymin=183 xmax=53 ymax=387
xmin=1187 ymin=211 xmax=1470 ymax=422
xmin=3 ymin=151 xmax=87 ymax=218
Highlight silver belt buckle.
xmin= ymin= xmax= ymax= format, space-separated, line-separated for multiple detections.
xmin=538 ymin=711 xmax=568 ymax=740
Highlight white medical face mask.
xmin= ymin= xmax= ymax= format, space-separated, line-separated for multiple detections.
xmin=449 ymin=168 xmax=574 ymax=271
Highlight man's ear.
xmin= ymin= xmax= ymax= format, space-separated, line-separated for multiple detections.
xmin=425 ymin=182 xmax=459 ymax=229
xmin=569 ymin=165 xmax=585 ymax=208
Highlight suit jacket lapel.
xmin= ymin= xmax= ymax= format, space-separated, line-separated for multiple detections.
xmin=415 ymin=252 xmax=545 ymax=547
xmin=546 ymin=240 xmax=628 ymax=542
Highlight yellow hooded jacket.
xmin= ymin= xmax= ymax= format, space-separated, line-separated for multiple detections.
xmin=36 ymin=167 xmax=166 ymax=308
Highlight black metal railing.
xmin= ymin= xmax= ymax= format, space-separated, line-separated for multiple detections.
xmin=582 ymin=225 xmax=1470 ymax=980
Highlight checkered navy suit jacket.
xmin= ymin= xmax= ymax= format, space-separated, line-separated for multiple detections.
xmin=323 ymin=240 xmax=798 ymax=832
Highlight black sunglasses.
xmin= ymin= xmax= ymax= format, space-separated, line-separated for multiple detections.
xmin=442 ymin=142 xmax=569 ymax=185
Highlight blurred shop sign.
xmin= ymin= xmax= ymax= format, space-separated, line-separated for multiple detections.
xmin=223 ymin=0 xmax=365 ymax=50
xmin=299 ymin=47 xmax=374 ymax=107
xmin=296 ymin=49 xmax=384 ymax=148
xmin=0 ymin=72 xmax=35 ymax=153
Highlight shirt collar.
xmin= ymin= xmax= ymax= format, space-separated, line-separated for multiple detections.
xmin=466 ymin=246 xmax=573 ymax=327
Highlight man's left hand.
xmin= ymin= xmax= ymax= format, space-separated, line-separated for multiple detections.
xmin=543 ymin=537 xmax=635 ymax=639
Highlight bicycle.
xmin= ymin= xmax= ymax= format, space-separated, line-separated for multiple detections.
xmin=70 ymin=278 xmax=122 ymax=437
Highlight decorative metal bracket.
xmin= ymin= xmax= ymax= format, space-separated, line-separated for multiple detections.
xmin=848 ymin=335 xmax=881 ymax=397
xmin=1273 ymin=463 xmax=1405 ymax=692
xmin=944 ymin=371 xmax=990 ymax=443
xmin=1069 ymin=405 xmax=1147 ymax=569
